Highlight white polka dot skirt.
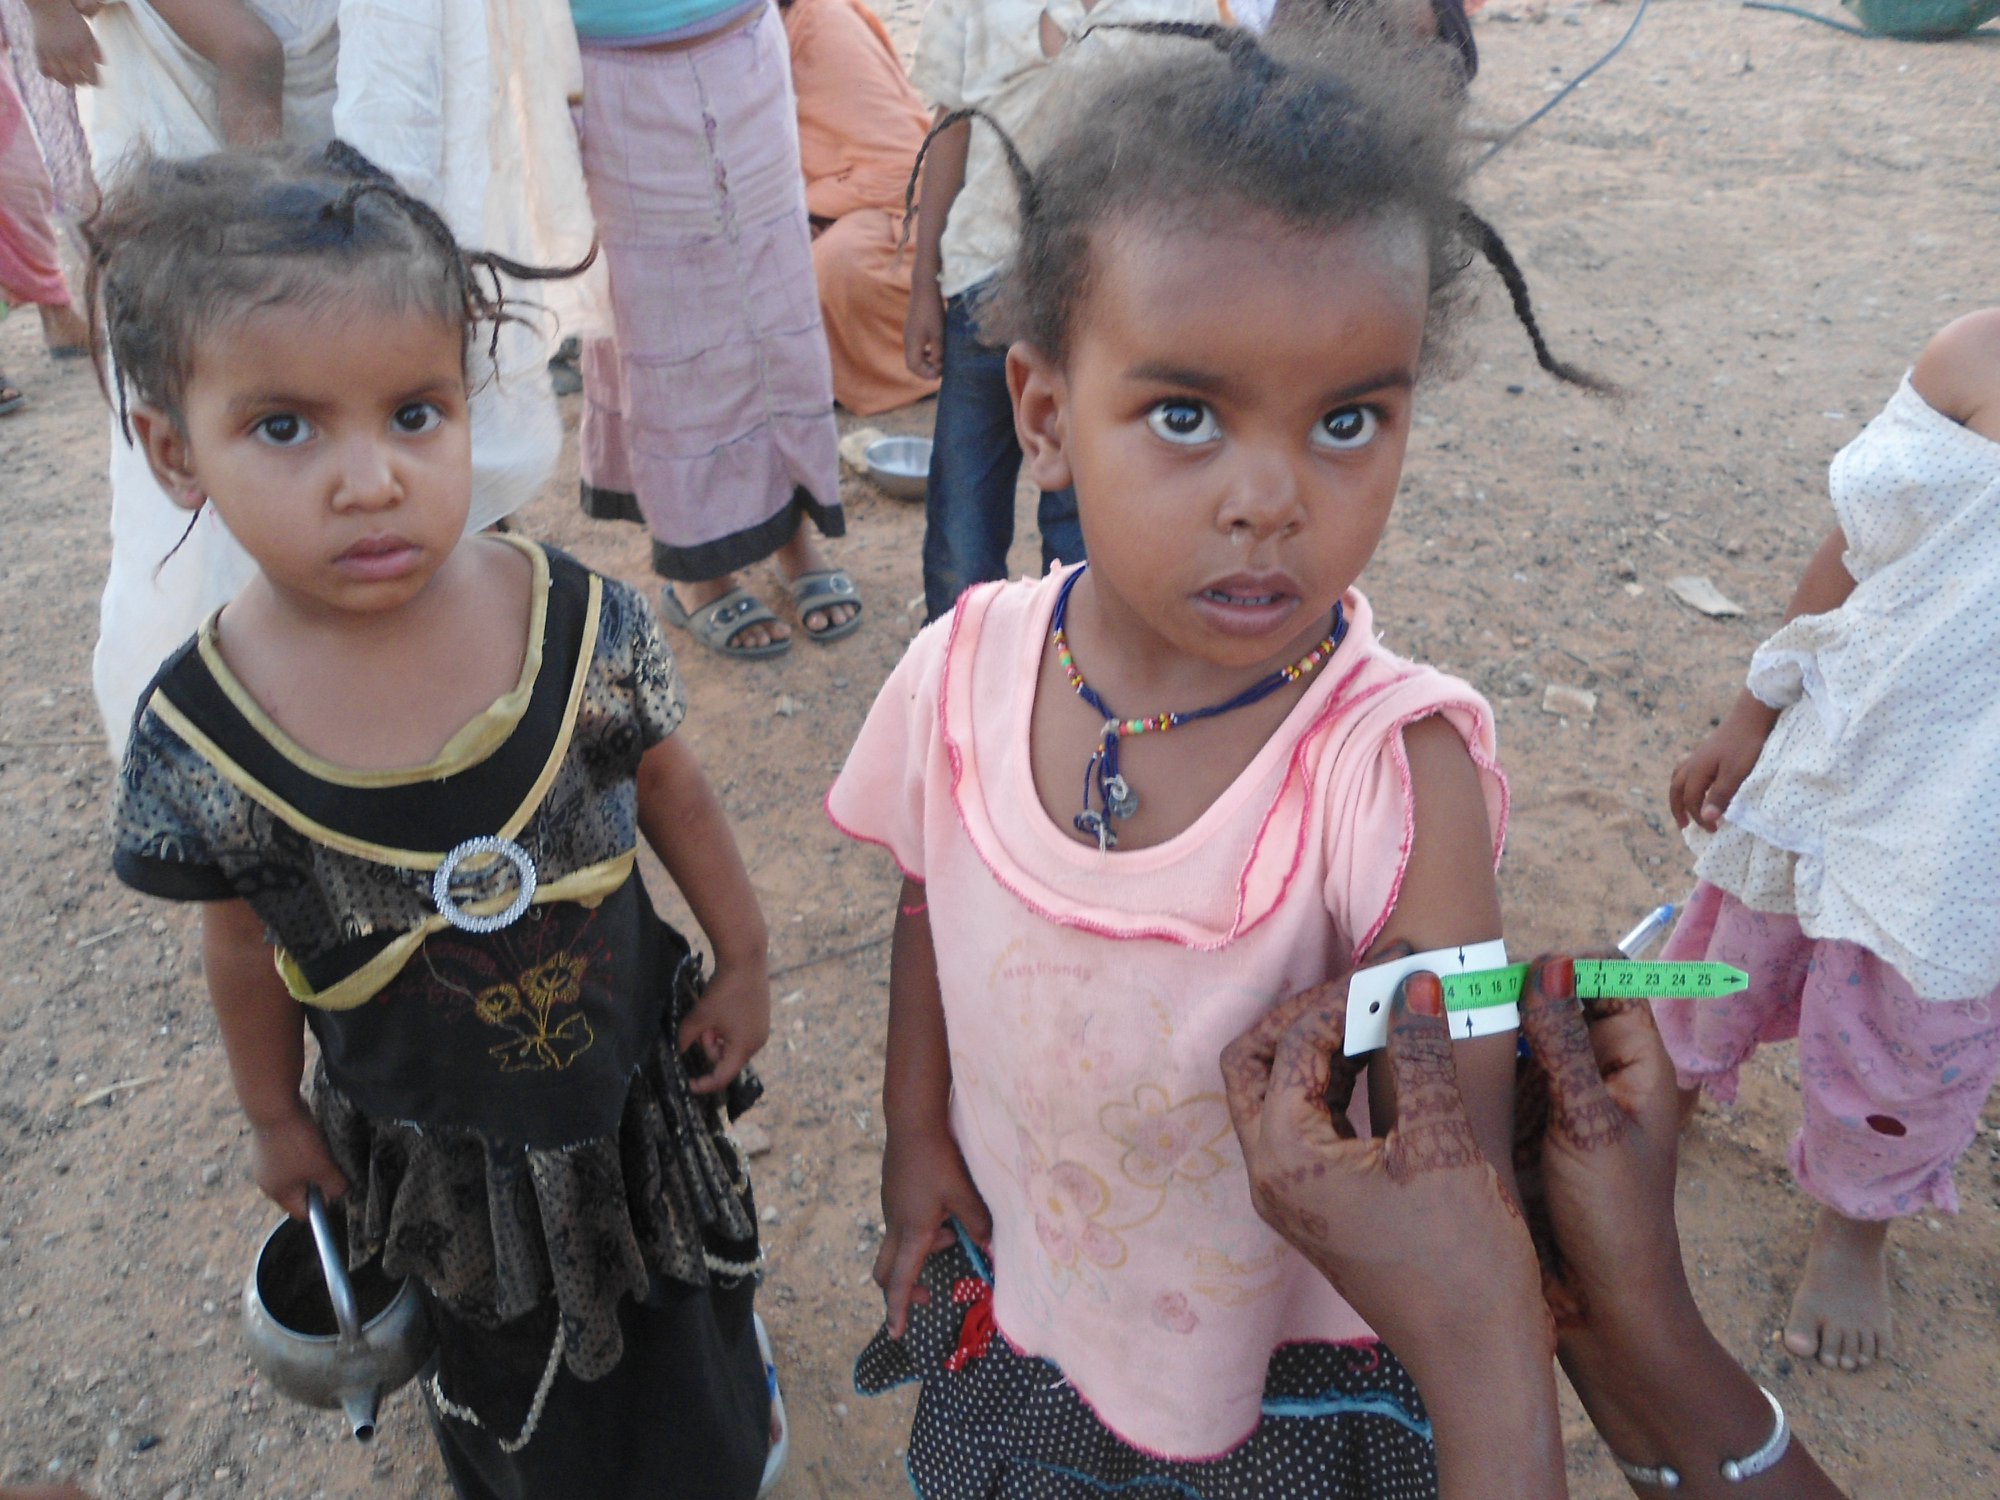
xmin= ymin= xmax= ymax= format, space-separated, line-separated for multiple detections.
xmin=856 ymin=1239 xmax=1439 ymax=1498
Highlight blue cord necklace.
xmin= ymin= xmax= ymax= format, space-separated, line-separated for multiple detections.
xmin=1049 ymin=566 xmax=1346 ymax=851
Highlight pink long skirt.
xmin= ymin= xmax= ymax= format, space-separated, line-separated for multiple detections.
xmin=0 ymin=60 xmax=67 ymax=308
xmin=574 ymin=7 xmax=843 ymax=582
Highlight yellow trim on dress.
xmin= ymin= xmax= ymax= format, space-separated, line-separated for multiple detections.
xmin=147 ymin=549 xmax=623 ymax=1011
xmin=147 ymin=570 xmax=603 ymax=869
xmin=192 ymin=534 xmax=552 ymax=788
xmin=273 ymin=851 xmax=637 ymax=1011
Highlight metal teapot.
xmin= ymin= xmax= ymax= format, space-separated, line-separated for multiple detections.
xmin=241 ymin=1186 xmax=434 ymax=1441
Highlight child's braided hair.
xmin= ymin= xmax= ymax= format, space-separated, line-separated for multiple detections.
xmin=906 ymin=19 xmax=1610 ymax=393
xmin=83 ymin=140 xmax=590 ymax=437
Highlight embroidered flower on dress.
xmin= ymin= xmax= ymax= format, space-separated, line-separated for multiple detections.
xmin=1100 ymin=1085 xmax=1233 ymax=1191
xmin=474 ymin=951 xmax=596 ymax=1072
xmin=1019 ymin=1133 xmax=1126 ymax=1274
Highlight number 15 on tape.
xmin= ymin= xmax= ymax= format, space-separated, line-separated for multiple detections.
xmin=1340 ymin=943 xmax=1748 ymax=1056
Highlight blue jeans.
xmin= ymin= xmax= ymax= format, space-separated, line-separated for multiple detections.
xmin=922 ymin=283 xmax=1083 ymax=622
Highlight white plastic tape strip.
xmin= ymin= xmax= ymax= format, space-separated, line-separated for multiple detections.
xmin=1341 ymin=939 xmax=1513 ymax=1056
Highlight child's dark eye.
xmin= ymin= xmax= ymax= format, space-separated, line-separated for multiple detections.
xmin=1145 ymin=399 xmax=1219 ymax=446
xmin=393 ymin=402 xmax=444 ymax=435
xmin=1312 ymin=406 xmax=1379 ymax=452
xmin=252 ymin=413 xmax=311 ymax=447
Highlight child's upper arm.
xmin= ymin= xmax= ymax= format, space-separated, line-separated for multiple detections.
xmin=1911 ymin=308 xmax=2000 ymax=440
xmin=1369 ymin=715 xmax=1502 ymax=956
xmin=202 ymin=893 xmax=274 ymax=954
xmin=1363 ymin=714 xmax=1516 ymax=1189
xmin=149 ymin=0 xmax=282 ymax=77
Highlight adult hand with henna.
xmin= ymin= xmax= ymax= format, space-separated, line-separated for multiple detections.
xmin=1517 ymin=960 xmax=1844 ymax=1497
xmin=1512 ymin=956 xmax=1685 ymax=1339
xmin=1225 ymin=953 xmax=1847 ymax=1499
xmin=1221 ymin=952 xmax=1564 ymax=1500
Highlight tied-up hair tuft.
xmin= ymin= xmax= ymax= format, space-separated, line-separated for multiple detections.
xmin=82 ymin=140 xmax=595 ymax=438
xmin=903 ymin=14 xmax=1610 ymax=393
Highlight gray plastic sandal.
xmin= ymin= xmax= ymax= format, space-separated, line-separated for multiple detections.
xmin=660 ymin=585 xmax=792 ymax=661
xmin=784 ymin=568 xmax=863 ymax=643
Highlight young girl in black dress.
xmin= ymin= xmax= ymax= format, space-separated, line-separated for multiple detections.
xmin=97 ymin=144 xmax=784 ymax=1499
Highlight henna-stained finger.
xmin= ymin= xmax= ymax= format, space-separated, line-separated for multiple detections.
xmin=1224 ymin=941 xmax=1401 ymax=1145
xmin=1221 ymin=978 xmax=1335 ymax=1150
xmin=1380 ymin=974 xmax=1482 ymax=1183
xmin=1267 ymin=994 xmax=1359 ymax=1150
xmin=1576 ymin=989 xmax=1683 ymax=1152
xmin=1519 ymin=956 xmax=1634 ymax=1155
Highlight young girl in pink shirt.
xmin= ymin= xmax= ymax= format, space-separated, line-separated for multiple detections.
xmin=829 ymin=21 xmax=1605 ymax=1499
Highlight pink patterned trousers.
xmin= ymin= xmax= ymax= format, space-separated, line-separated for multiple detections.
xmin=1657 ymin=882 xmax=2000 ymax=1220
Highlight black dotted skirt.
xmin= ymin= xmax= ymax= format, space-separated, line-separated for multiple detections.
xmin=856 ymin=1238 xmax=1438 ymax=1500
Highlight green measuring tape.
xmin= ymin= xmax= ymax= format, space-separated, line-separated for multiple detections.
xmin=1442 ymin=960 xmax=1748 ymax=1014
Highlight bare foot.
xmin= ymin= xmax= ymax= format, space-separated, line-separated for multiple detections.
xmin=774 ymin=530 xmax=858 ymax=637
xmin=671 ymin=574 xmax=790 ymax=652
xmin=38 ymin=302 xmax=89 ymax=355
xmin=1782 ymin=1207 xmax=1891 ymax=1371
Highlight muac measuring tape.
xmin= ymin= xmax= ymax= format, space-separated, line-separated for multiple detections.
xmin=1341 ymin=938 xmax=1748 ymax=1056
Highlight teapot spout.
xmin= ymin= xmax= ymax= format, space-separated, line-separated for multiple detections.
xmin=342 ymin=1387 xmax=381 ymax=1443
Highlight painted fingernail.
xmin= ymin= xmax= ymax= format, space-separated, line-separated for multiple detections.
xmin=1404 ymin=972 xmax=1443 ymax=1018
xmin=1545 ymin=956 xmax=1575 ymax=995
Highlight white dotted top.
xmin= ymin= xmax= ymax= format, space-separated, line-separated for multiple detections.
xmin=1691 ymin=374 xmax=2000 ymax=1000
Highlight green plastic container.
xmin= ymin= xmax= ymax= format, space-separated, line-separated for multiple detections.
xmin=1843 ymin=0 xmax=2000 ymax=37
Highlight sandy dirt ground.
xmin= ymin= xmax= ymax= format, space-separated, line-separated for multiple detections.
xmin=3 ymin=1 xmax=1998 ymax=1495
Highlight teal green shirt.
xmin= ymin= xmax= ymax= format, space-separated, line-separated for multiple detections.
xmin=570 ymin=0 xmax=756 ymax=42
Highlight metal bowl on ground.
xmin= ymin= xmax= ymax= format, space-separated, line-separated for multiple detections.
xmin=864 ymin=436 xmax=931 ymax=502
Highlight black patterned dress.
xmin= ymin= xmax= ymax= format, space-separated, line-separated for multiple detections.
xmin=856 ymin=1234 xmax=1438 ymax=1500
xmin=111 ymin=538 xmax=768 ymax=1499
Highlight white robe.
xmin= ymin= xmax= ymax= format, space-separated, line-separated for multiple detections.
xmin=88 ymin=0 xmax=603 ymax=755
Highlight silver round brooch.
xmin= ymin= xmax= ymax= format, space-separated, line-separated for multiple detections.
xmin=431 ymin=836 xmax=538 ymax=933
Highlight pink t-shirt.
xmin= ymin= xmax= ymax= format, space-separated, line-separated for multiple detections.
xmin=828 ymin=569 xmax=1506 ymax=1458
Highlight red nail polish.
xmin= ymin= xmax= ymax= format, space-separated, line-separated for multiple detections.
xmin=1545 ymin=956 xmax=1575 ymax=996
xmin=1404 ymin=972 xmax=1443 ymax=1018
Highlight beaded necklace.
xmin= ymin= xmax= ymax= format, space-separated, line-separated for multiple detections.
xmin=1049 ymin=566 xmax=1346 ymax=850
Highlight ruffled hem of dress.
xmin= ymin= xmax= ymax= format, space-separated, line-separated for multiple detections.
xmin=1692 ymin=815 xmax=2000 ymax=1000
xmin=935 ymin=579 xmax=1506 ymax=953
xmin=315 ymin=1035 xmax=761 ymax=1384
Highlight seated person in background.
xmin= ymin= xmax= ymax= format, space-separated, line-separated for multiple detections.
xmin=780 ymin=0 xmax=938 ymax=417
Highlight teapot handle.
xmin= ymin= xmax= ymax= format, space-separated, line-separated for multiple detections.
xmin=306 ymin=1185 xmax=365 ymax=1348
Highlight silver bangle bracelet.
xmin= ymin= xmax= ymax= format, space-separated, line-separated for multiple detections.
xmin=1609 ymin=1385 xmax=1790 ymax=1490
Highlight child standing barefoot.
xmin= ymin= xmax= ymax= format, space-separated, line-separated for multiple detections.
xmin=832 ymin=25 xmax=1603 ymax=1497
xmin=1662 ymin=309 xmax=2000 ymax=1373
xmin=98 ymin=146 xmax=782 ymax=1497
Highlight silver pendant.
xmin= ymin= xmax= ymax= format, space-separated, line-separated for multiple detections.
xmin=1073 ymin=809 xmax=1117 ymax=851
xmin=1105 ymin=774 xmax=1139 ymax=821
